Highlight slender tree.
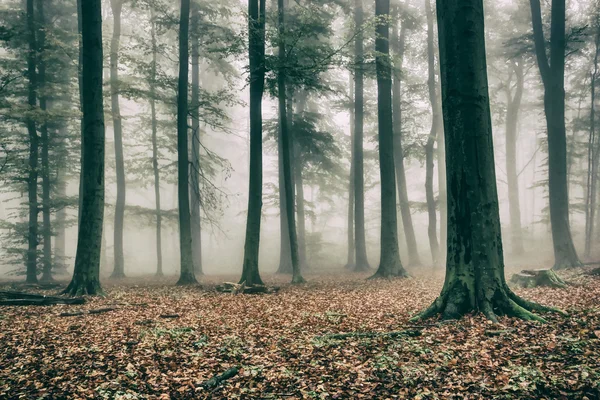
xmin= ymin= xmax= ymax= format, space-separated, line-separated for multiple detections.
xmin=64 ymin=0 xmax=105 ymax=296
xmin=278 ymin=0 xmax=305 ymax=284
xmin=391 ymin=11 xmax=421 ymax=266
xmin=25 ymin=0 xmax=38 ymax=284
xmin=371 ymin=0 xmax=407 ymax=279
xmin=529 ymin=0 xmax=581 ymax=268
xmin=353 ymin=0 xmax=370 ymax=271
xmin=504 ymin=58 xmax=525 ymax=255
xmin=110 ymin=0 xmax=126 ymax=278
xmin=345 ymin=72 xmax=356 ymax=269
xmin=414 ymin=0 xmax=557 ymax=321
xmin=176 ymin=0 xmax=197 ymax=285
xmin=239 ymin=0 xmax=266 ymax=286
xmin=149 ymin=7 xmax=163 ymax=277
xmin=190 ymin=2 xmax=203 ymax=275
xmin=424 ymin=0 xmax=440 ymax=265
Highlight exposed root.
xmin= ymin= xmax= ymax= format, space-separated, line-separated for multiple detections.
xmin=291 ymin=274 xmax=306 ymax=284
xmin=62 ymin=280 xmax=104 ymax=297
xmin=507 ymin=289 xmax=567 ymax=316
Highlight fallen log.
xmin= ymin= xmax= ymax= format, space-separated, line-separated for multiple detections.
xmin=60 ymin=311 xmax=85 ymax=317
xmin=0 ymin=297 xmax=85 ymax=306
xmin=510 ymin=269 xmax=567 ymax=288
xmin=315 ymin=329 xmax=421 ymax=341
xmin=88 ymin=307 xmax=116 ymax=315
xmin=197 ymin=366 xmax=239 ymax=389
xmin=159 ymin=314 xmax=180 ymax=319
xmin=215 ymin=282 xmax=280 ymax=295
xmin=587 ymin=267 xmax=600 ymax=276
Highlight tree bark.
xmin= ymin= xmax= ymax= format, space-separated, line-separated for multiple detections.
xmin=239 ymin=0 xmax=266 ymax=286
xmin=391 ymin=15 xmax=421 ymax=267
xmin=64 ymin=0 xmax=105 ymax=296
xmin=149 ymin=8 xmax=163 ymax=277
xmin=25 ymin=0 xmax=38 ymax=284
xmin=505 ymin=60 xmax=525 ymax=256
xmin=37 ymin=0 xmax=52 ymax=282
xmin=414 ymin=0 xmax=555 ymax=322
xmin=424 ymin=0 xmax=440 ymax=265
xmin=295 ymin=91 xmax=307 ymax=270
xmin=353 ymin=0 xmax=370 ymax=271
xmin=176 ymin=0 xmax=197 ymax=285
xmin=370 ymin=0 xmax=407 ymax=279
xmin=190 ymin=3 xmax=203 ymax=275
xmin=529 ymin=0 xmax=581 ymax=269
xmin=110 ymin=0 xmax=126 ymax=278
xmin=278 ymin=0 xmax=304 ymax=284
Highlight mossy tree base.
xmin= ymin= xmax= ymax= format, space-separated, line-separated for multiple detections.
xmin=176 ymin=272 xmax=198 ymax=286
xmin=63 ymin=277 xmax=104 ymax=297
xmin=110 ymin=271 xmax=126 ymax=279
xmin=369 ymin=257 xmax=408 ymax=279
xmin=291 ymin=274 xmax=306 ymax=284
xmin=510 ymin=269 xmax=567 ymax=288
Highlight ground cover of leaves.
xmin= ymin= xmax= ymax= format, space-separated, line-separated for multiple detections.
xmin=1 ymin=269 xmax=599 ymax=399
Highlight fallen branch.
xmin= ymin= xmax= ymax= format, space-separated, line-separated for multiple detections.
xmin=215 ymin=282 xmax=280 ymax=295
xmin=59 ymin=308 xmax=116 ymax=317
xmin=160 ymin=314 xmax=180 ymax=319
xmin=315 ymin=329 xmax=421 ymax=341
xmin=0 ymin=297 xmax=85 ymax=306
xmin=197 ymin=366 xmax=239 ymax=389
xmin=88 ymin=307 xmax=116 ymax=315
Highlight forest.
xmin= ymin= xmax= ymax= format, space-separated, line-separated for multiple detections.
xmin=0 ymin=0 xmax=600 ymax=398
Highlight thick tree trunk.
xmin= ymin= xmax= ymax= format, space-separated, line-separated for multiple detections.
xmin=64 ymin=0 xmax=105 ymax=296
xmin=77 ymin=0 xmax=84 ymax=229
xmin=37 ymin=0 xmax=52 ymax=282
xmin=276 ymin=127 xmax=293 ymax=274
xmin=424 ymin=0 xmax=440 ymax=265
xmin=414 ymin=0 xmax=554 ymax=322
xmin=371 ymin=0 xmax=407 ymax=279
xmin=239 ymin=0 xmax=266 ymax=286
xmin=149 ymin=8 xmax=163 ymax=277
xmin=529 ymin=0 xmax=581 ymax=269
xmin=353 ymin=0 xmax=370 ymax=271
xmin=25 ymin=0 xmax=38 ymax=284
xmin=176 ymin=0 xmax=197 ymax=285
xmin=346 ymin=72 xmax=356 ymax=269
xmin=278 ymin=0 xmax=304 ymax=284
xmin=295 ymin=91 xmax=307 ymax=270
xmin=54 ymin=157 xmax=66 ymax=271
xmin=110 ymin=0 xmax=126 ymax=278
xmin=505 ymin=60 xmax=525 ymax=256
xmin=392 ymin=18 xmax=421 ymax=267
xmin=190 ymin=4 xmax=203 ymax=275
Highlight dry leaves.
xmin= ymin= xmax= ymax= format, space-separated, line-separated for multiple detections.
xmin=0 ymin=270 xmax=599 ymax=399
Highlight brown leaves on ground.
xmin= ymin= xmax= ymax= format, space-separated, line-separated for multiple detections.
xmin=1 ymin=270 xmax=599 ymax=399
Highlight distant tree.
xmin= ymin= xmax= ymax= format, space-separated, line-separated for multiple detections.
xmin=529 ymin=0 xmax=581 ymax=269
xmin=239 ymin=0 xmax=266 ymax=286
xmin=64 ymin=0 xmax=105 ymax=296
xmin=414 ymin=0 xmax=556 ymax=321
xmin=370 ymin=0 xmax=407 ymax=279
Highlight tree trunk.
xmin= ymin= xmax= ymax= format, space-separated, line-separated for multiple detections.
xmin=64 ymin=0 xmax=105 ymax=296
xmin=239 ymin=0 xmax=266 ymax=286
xmin=585 ymin=29 xmax=600 ymax=258
xmin=295 ymin=91 xmax=307 ymax=270
xmin=414 ymin=0 xmax=554 ymax=322
xmin=149 ymin=8 xmax=163 ymax=277
xmin=110 ymin=0 xmax=126 ymax=278
xmin=392 ymin=16 xmax=421 ymax=267
xmin=353 ymin=0 xmax=370 ymax=271
xmin=25 ymin=0 xmax=38 ymax=284
xmin=505 ymin=60 xmax=525 ymax=256
xmin=276 ymin=124 xmax=293 ymax=274
xmin=190 ymin=3 xmax=203 ymax=275
xmin=371 ymin=0 xmax=407 ymax=279
xmin=36 ymin=0 xmax=53 ymax=282
xmin=424 ymin=0 xmax=440 ymax=265
xmin=529 ymin=0 xmax=581 ymax=269
xmin=77 ymin=0 xmax=84 ymax=229
xmin=278 ymin=0 xmax=304 ymax=284
xmin=346 ymin=72 xmax=356 ymax=269
xmin=176 ymin=0 xmax=197 ymax=285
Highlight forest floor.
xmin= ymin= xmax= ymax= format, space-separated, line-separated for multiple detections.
xmin=1 ymin=267 xmax=599 ymax=399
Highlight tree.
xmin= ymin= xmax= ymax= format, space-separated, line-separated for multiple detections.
xmin=110 ymin=0 xmax=127 ymax=278
xmin=414 ymin=0 xmax=556 ymax=321
xmin=370 ymin=0 xmax=407 ymax=279
xmin=391 ymin=8 xmax=421 ymax=267
xmin=190 ymin=1 xmax=203 ymax=276
xmin=352 ymin=0 xmax=370 ymax=272
xmin=424 ymin=0 xmax=440 ymax=265
xmin=239 ymin=0 xmax=266 ymax=286
xmin=64 ymin=0 xmax=105 ymax=296
xmin=176 ymin=0 xmax=197 ymax=285
xmin=25 ymin=0 xmax=38 ymax=284
xmin=278 ymin=0 xmax=305 ymax=284
xmin=345 ymin=73 xmax=355 ymax=269
xmin=504 ymin=57 xmax=526 ymax=256
xmin=529 ymin=0 xmax=581 ymax=269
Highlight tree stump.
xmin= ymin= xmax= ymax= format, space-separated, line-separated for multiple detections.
xmin=510 ymin=269 xmax=567 ymax=288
